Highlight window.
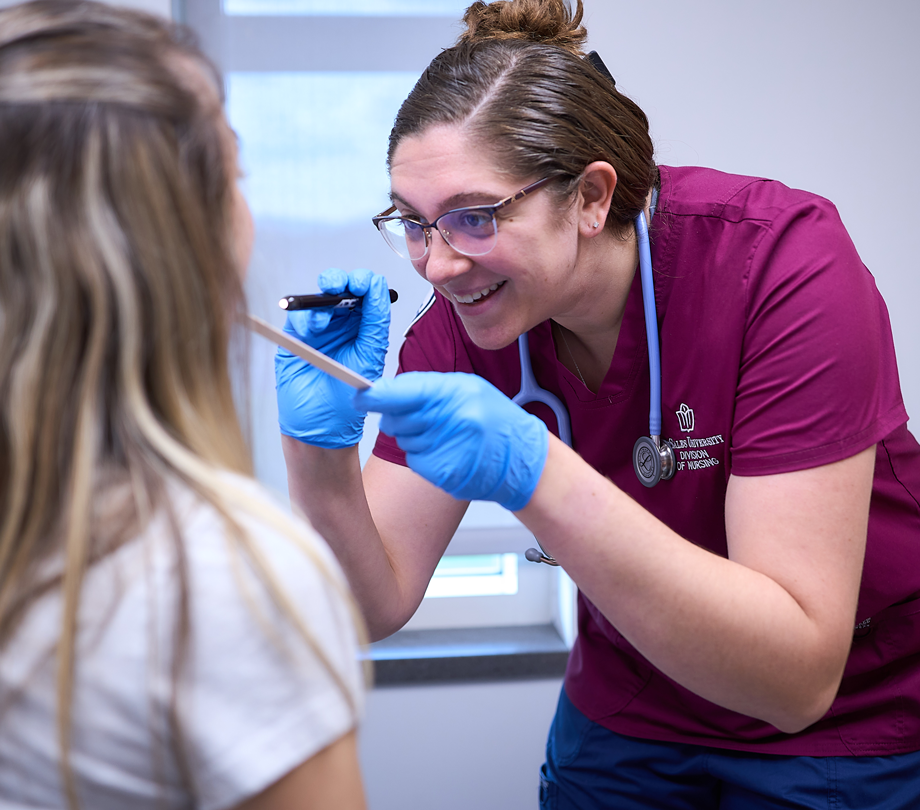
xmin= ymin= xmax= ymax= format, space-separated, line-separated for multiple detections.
xmin=425 ymin=555 xmax=519 ymax=599
xmin=225 ymin=71 xmax=415 ymax=224
xmin=183 ymin=0 xmax=576 ymax=644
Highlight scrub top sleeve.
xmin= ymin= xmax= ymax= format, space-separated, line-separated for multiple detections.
xmin=729 ymin=197 xmax=906 ymax=475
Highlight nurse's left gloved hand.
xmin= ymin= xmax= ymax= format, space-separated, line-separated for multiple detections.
xmin=275 ymin=268 xmax=390 ymax=448
xmin=354 ymin=372 xmax=549 ymax=511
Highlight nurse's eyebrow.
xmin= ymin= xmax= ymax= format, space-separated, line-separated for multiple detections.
xmin=388 ymin=189 xmax=507 ymax=217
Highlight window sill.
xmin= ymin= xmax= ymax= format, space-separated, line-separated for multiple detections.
xmin=363 ymin=624 xmax=570 ymax=687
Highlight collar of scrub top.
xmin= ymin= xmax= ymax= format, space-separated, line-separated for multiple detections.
xmin=519 ymin=190 xmax=665 ymax=565
xmin=511 ymin=187 xmax=659 ymax=444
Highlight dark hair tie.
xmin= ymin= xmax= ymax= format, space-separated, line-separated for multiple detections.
xmin=584 ymin=50 xmax=616 ymax=87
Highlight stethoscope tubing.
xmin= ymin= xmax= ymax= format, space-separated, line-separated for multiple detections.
xmin=514 ymin=192 xmax=661 ymax=445
xmin=635 ymin=205 xmax=662 ymax=440
xmin=512 ymin=334 xmax=573 ymax=447
xmin=515 ymin=191 xmax=670 ymax=563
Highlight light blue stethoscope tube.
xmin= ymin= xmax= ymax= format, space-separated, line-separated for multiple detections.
xmin=512 ymin=334 xmax=573 ymax=447
xmin=635 ymin=197 xmax=662 ymax=438
xmin=516 ymin=191 xmax=674 ymax=564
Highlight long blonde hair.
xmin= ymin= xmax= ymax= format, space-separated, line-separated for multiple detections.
xmin=0 ymin=2 xmax=363 ymax=804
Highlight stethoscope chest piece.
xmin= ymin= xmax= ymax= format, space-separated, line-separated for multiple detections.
xmin=633 ymin=435 xmax=676 ymax=488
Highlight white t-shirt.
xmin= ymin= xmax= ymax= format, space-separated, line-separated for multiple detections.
xmin=0 ymin=477 xmax=364 ymax=810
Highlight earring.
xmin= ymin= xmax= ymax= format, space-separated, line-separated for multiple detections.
xmin=592 ymin=221 xmax=600 ymax=229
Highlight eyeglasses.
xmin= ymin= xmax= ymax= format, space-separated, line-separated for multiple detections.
xmin=372 ymin=176 xmax=553 ymax=261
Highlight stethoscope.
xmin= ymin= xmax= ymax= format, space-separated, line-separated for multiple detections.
xmin=516 ymin=189 xmax=676 ymax=566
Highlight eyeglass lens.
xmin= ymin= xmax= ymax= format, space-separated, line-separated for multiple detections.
xmin=379 ymin=207 xmax=499 ymax=260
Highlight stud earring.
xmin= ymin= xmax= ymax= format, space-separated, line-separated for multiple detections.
xmin=592 ymin=221 xmax=600 ymax=229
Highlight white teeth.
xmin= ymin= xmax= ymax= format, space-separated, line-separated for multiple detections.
xmin=454 ymin=282 xmax=502 ymax=305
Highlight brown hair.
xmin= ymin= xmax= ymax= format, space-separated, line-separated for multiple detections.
xmin=0 ymin=2 xmax=361 ymax=806
xmin=388 ymin=0 xmax=656 ymax=233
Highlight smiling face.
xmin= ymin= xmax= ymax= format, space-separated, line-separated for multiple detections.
xmin=389 ymin=124 xmax=588 ymax=351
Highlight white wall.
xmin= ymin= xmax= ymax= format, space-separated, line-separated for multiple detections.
xmin=582 ymin=0 xmax=920 ymax=422
xmin=362 ymin=679 xmax=562 ymax=810
xmin=359 ymin=3 xmax=920 ymax=809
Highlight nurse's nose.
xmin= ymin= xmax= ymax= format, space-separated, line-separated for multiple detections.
xmin=418 ymin=228 xmax=473 ymax=287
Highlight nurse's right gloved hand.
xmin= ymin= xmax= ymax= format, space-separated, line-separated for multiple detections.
xmin=354 ymin=372 xmax=549 ymax=511
xmin=275 ymin=269 xmax=390 ymax=448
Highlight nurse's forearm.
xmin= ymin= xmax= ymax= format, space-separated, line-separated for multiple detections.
xmin=517 ymin=437 xmax=866 ymax=734
xmin=281 ymin=436 xmax=408 ymax=640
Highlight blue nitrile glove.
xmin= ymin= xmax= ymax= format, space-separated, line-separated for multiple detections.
xmin=354 ymin=372 xmax=549 ymax=511
xmin=275 ymin=268 xmax=390 ymax=448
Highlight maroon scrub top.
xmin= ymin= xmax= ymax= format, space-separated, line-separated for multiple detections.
xmin=374 ymin=165 xmax=920 ymax=756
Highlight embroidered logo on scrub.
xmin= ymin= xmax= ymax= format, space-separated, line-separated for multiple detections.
xmin=676 ymin=403 xmax=695 ymax=432
xmin=668 ymin=403 xmax=724 ymax=472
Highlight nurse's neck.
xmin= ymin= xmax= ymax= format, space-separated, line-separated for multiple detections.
xmin=552 ymin=188 xmax=655 ymax=393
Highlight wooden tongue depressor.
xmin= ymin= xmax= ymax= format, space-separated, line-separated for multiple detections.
xmin=246 ymin=314 xmax=373 ymax=390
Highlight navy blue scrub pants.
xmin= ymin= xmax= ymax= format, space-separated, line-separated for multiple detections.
xmin=541 ymin=687 xmax=920 ymax=809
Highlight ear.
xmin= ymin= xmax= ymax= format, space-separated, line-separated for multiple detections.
xmin=577 ymin=161 xmax=617 ymax=237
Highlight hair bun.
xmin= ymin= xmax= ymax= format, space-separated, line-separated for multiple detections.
xmin=459 ymin=0 xmax=587 ymax=55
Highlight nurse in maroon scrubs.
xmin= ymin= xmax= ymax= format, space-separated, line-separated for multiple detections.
xmin=275 ymin=1 xmax=920 ymax=807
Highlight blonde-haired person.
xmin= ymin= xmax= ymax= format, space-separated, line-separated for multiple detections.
xmin=0 ymin=2 xmax=367 ymax=808
xmin=276 ymin=0 xmax=920 ymax=808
